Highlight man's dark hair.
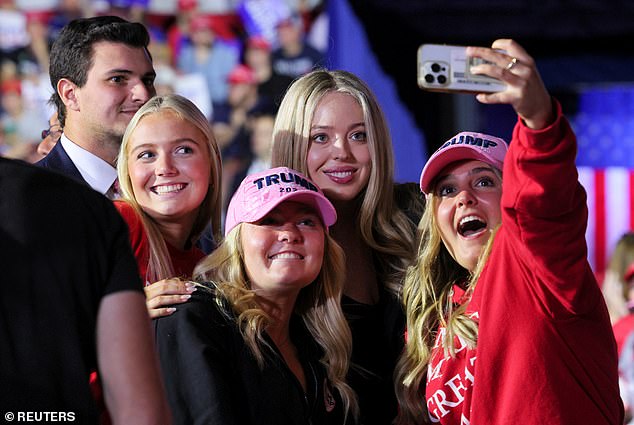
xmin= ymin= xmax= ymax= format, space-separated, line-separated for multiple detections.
xmin=49 ymin=16 xmax=152 ymax=126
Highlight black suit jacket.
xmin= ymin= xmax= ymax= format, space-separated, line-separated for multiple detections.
xmin=35 ymin=140 xmax=87 ymax=186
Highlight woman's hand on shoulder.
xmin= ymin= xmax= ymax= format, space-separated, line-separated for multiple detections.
xmin=144 ymin=278 xmax=197 ymax=319
xmin=466 ymin=39 xmax=554 ymax=130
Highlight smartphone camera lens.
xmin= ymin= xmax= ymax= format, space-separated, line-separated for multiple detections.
xmin=431 ymin=63 xmax=441 ymax=73
xmin=424 ymin=74 xmax=434 ymax=83
xmin=437 ymin=75 xmax=447 ymax=84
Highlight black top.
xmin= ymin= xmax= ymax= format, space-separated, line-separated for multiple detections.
xmin=343 ymin=290 xmax=405 ymax=425
xmin=344 ymin=182 xmax=425 ymax=425
xmin=257 ymin=72 xmax=295 ymax=108
xmin=0 ymin=158 xmax=143 ymax=422
xmin=271 ymin=43 xmax=325 ymax=78
xmin=155 ymin=287 xmax=350 ymax=425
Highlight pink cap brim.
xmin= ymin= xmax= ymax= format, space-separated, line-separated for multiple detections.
xmin=419 ymin=132 xmax=508 ymax=195
xmin=224 ymin=191 xmax=336 ymax=236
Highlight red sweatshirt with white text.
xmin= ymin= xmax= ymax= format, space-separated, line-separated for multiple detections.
xmin=425 ymin=102 xmax=623 ymax=424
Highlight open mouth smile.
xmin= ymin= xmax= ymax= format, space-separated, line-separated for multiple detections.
xmin=458 ymin=215 xmax=487 ymax=237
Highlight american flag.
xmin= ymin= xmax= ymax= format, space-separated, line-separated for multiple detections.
xmin=572 ymin=85 xmax=634 ymax=277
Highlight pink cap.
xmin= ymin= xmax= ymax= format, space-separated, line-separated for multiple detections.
xmin=419 ymin=131 xmax=508 ymax=195
xmin=224 ymin=167 xmax=337 ymax=236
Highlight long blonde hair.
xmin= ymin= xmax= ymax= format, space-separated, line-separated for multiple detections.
xmin=117 ymin=94 xmax=223 ymax=282
xmin=194 ymin=224 xmax=358 ymax=420
xmin=271 ymin=69 xmax=417 ymax=296
xmin=394 ymin=192 xmax=497 ymax=424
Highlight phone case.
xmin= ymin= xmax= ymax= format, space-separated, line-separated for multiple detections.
xmin=417 ymin=44 xmax=507 ymax=94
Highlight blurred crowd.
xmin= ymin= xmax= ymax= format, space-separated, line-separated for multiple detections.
xmin=0 ymin=0 xmax=327 ymax=193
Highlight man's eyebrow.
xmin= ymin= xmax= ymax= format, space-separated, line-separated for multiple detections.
xmin=103 ymin=69 xmax=157 ymax=78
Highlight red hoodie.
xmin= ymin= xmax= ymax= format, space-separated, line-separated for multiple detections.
xmin=425 ymin=102 xmax=623 ymax=424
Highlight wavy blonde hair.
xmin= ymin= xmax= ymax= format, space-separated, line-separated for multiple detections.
xmin=116 ymin=94 xmax=223 ymax=282
xmin=194 ymin=224 xmax=358 ymax=421
xmin=271 ymin=69 xmax=417 ymax=296
xmin=394 ymin=189 xmax=498 ymax=424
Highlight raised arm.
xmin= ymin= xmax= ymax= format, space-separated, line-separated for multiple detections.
xmin=466 ymin=38 xmax=554 ymax=130
xmin=470 ymin=39 xmax=591 ymax=311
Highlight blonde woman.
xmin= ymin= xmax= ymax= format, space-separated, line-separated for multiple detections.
xmin=603 ymin=232 xmax=634 ymax=325
xmin=395 ymin=39 xmax=622 ymax=424
xmin=271 ymin=69 xmax=424 ymax=425
xmin=602 ymin=233 xmax=634 ymax=423
xmin=115 ymin=93 xmax=223 ymax=318
xmin=155 ymin=166 xmax=357 ymax=424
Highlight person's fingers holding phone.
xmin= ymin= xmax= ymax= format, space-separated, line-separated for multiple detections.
xmin=467 ymin=39 xmax=554 ymax=130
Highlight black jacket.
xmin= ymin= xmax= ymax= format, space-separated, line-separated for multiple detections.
xmin=35 ymin=139 xmax=86 ymax=185
xmin=155 ymin=288 xmax=350 ymax=425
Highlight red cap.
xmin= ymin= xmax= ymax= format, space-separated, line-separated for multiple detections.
xmin=25 ymin=11 xmax=51 ymax=25
xmin=247 ymin=35 xmax=271 ymax=51
xmin=178 ymin=0 xmax=197 ymax=11
xmin=228 ymin=64 xmax=255 ymax=84
xmin=1 ymin=79 xmax=21 ymax=96
xmin=189 ymin=15 xmax=215 ymax=32
xmin=276 ymin=13 xmax=302 ymax=29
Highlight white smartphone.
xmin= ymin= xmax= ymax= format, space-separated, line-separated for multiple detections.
xmin=417 ymin=44 xmax=507 ymax=94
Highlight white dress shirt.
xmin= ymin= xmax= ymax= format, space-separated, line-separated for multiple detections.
xmin=60 ymin=134 xmax=118 ymax=196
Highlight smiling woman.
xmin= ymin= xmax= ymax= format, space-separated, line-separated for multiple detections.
xmin=421 ymin=132 xmax=506 ymax=272
xmin=154 ymin=166 xmax=358 ymax=425
xmin=114 ymin=94 xmax=223 ymax=319
xmin=271 ymin=69 xmax=425 ymax=425
xmin=394 ymin=39 xmax=622 ymax=425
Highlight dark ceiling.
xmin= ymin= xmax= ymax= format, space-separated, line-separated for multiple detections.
xmin=347 ymin=0 xmax=634 ymax=149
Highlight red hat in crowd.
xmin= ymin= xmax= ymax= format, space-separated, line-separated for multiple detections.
xmin=178 ymin=0 xmax=197 ymax=11
xmin=276 ymin=13 xmax=303 ymax=30
xmin=25 ymin=11 xmax=51 ymax=25
xmin=228 ymin=64 xmax=256 ymax=84
xmin=247 ymin=35 xmax=271 ymax=51
xmin=1 ymin=79 xmax=21 ymax=96
xmin=189 ymin=15 xmax=216 ymax=33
